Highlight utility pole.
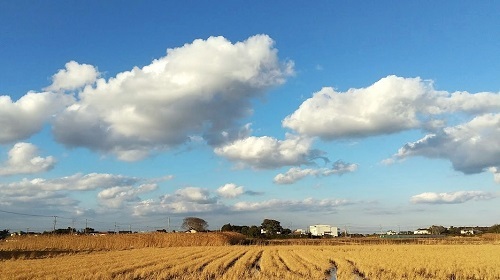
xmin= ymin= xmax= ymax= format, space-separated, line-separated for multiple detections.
xmin=53 ymin=216 xmax=57 ymax=232
xmin=114 ymin=222 xmax=117 ymax=234
xmin=167 ymin=217 xmax=170 ymax=232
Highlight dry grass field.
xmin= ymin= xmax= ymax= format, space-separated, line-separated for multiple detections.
xmin=1 ymin=233 xmax=499 ymax=279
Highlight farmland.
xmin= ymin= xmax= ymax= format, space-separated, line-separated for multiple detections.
xmin=1 ymin=233 xmax=499 ymax=279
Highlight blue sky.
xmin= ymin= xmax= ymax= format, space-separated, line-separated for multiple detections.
xmin=0 ymin=1 xmax=499 ymax=233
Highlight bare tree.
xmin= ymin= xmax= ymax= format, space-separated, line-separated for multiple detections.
xmin=182 ymin=217 xmax=208 ymax=232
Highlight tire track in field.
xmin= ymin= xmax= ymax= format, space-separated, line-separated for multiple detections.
xmin=346 ymin=259 xmax=368 ymax=280
xmin=250 ymin=249 xmax=263 ymax=273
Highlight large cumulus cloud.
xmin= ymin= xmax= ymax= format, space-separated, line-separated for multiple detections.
xmin=390 ymin=114 xmax=500 ymax=181
xmin=52 ymin=35 xmax=293 ymax=161
xmin=0 ymin=92 xmax=74 ymax=144
xmin=283 ymin=75 xmax=499 ymax=139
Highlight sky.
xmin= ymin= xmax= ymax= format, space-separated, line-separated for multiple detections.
xmin=0 ymin=1 xmax=499 ymax=233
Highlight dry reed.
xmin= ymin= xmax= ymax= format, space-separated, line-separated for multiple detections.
xmin=0 ymin=232 xmax=245 ymax=253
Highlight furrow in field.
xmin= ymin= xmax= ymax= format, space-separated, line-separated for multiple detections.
xmin=157 ymin=247 xmax=233 ymax=279
xmin=199 ymin=247 xmax=248 ymax=279
xmin=220 ymin=247 xmax=263 ymax=279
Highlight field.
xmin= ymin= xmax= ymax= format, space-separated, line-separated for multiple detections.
xmin=1 ymin=233 xmax=499 ymax=279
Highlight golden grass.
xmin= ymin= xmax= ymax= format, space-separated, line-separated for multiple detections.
xmin=0 ymin=232 xmax=245 ymax=252
xmin=1 ymin=243 xmax=499 ymax=279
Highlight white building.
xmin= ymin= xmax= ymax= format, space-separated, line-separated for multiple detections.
xmin=414 ymin=229 xmax=431 ymax=235
xmin=460 ymin=229 xmax=476 ymax=235
xmin=309 ymin=225 xmax=339 ymax=237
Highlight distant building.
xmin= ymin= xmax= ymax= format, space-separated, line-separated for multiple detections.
xmin=293 ymin=229 xmax=307 ymax=235
xmin=309 ymin=225 xmax=339 ymax=237
xmin=414 ymin=229 xmax=431 ymax=235
xmin=460 ymin=229 xmax=477 ymax=235
xmin=386 ymin=230 xmax=397 ymax=235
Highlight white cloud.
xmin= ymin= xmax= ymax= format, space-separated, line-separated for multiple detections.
xmin=273 ymin=160 xmax=358 ymax=184
xmin=233 ymin=197 xmax=352 ymax=212
xmin=173 ymin=187 xmax=217 ymax=204
xmin=217 ymin=183 xmax=245 ymax=198
xmin=44 ymin=61 xmax=100 ymax=92
xmin=0 ymin=173 xmax=141 ymax=199
xmin=274 ymin=167 xmax=316 ymax=184
xmin=214 ymin=134 xmax=323 ymax=169
xmin=133 ymin=189 xmax=350 ymax=216
xmin=488 ymin=167 xmax=500 ymax=184
xmin=0 ymin=92 xmax=74 ymax=144
xmin=0 ymin=143 xmax=56 ymax=176
xmin=410 ymin=191 xmax=496 ymax=204
xmin=133 ymin=186 xmax=223 ymax=216
xmin=97 ymin=183 xmax=157 ymax=208
xmin=52 ymin=35 xmax=293 ymax=161
xmin=324 ymin=160 xmax=359 ymax=175
xmin=283 ymin=75 xmax=499 ymax=139
xmin=0 ymin=172 xmax=169 ymax=212
xmin=390 ymin=114 xmax=500 ymax=182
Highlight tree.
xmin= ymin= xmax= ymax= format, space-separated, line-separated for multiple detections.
xmin=261 ymin=219 xmax=283 ymax=235
xmin=0 ymin=229 xmax=9 ymax=240
xmin=247 ymin=226 xmax=261 ymax=238
xmin=182 ymin=217 xmax=208 ymax=232
xmin=429 ymin=225 xmax=447 ymax=235
xmin=488 ymin=224 xmax=500 ymax=233
xmin=221 ymin=223 xmax=233 ymax=232
xmin=448 ymin=226 xmax=461 ymax=235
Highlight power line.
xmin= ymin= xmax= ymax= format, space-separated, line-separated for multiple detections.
xmin=0 ymin=209 xmax=58 ymax=218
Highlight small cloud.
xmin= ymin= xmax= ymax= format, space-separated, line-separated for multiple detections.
xmin=410 ymin=191 xmax=496 ymax=204
xmin=215 ymin=134 xmax=323 ymax=169
xmin=0 ymin=143 xmax=56 ymax=176
xmin=232 ymin=197 xmax=353 ymax=212
xmin=244 ymin=190 xmax=264 ymax=196
xmin=273 ymin=160 xmax=358 ymax=184
xmin=217 ymin=183 xmax=245 ymax=198
xmin=98 ymin=183 xmax=158 ymax=209
xmin=44 ymin=61 xmax=100 ymax=92
xmin=133 ymin=186 xmax=222 ymax=216
xmin=380 ymin=158 xmax=396 ymax=166
xmin=488 ymin=167 xmax=500 ymax=184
